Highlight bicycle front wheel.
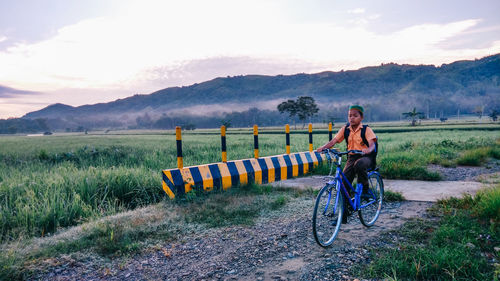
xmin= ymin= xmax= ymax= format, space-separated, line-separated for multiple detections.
xmin=312 ymin=184 xmax=344 ymax=247
xmin=358 ymin=172 xmax=384 ymax=227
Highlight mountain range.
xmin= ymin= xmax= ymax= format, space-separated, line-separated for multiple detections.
xmin=3 ymin=54 xmax=499 ymax=132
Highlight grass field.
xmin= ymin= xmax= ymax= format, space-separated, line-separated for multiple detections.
xmin=0 ymin=125 xmax=499 ymax=243
xmin=356 ymin=180 xmax=500 ymax=280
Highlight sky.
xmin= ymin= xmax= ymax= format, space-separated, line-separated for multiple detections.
xmin=0 ymin=0 xmax=499 ymax=119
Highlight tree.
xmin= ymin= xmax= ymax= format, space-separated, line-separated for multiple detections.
xmin=402 ymin=107 xmax=424 ymax=126
xmin=296 ymin=96 xmax=319 ymax=127
xmin=277 ymin=99 xmax=298 ymax=128
xmin=278 ymin=96 xmax=319 ymax=128
xmin=489 ymin=110 xmax=499 ymax=122
xmin=182 ymin=123 xmax=196 ymax=130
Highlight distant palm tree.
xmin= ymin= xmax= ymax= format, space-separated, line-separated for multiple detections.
xmin=489 ymin=110 xmax=499 ymax=122
xmin=402 ymin=107 xmax=424 ymax=126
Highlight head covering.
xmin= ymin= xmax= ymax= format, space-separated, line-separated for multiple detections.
xmin=349 ymin=105 xmax=364 ymax=114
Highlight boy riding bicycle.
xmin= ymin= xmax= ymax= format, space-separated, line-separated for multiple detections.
xmin=316 ymin=105 xmax=377 ymax=223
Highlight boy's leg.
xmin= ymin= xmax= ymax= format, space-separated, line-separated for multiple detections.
xmin=341 ymin=155 xmax=360 ymax=223
xmin=342 ymin=155 xmax=359 ymax=187
xmin=353 ymin=156 xmax=373 ymax=193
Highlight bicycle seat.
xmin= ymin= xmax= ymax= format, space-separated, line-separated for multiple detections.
xmin=367 ymin=167 xmax=379 ymax=172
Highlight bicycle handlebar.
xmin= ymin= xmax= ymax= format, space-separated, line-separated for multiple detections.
xmin=321 ymin=148 xmax=364 ymax=156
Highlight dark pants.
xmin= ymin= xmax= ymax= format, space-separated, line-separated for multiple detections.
xmin=341 ymin=155 xmax=373 ymax=222
xmin=343 ymin=155 xmax=373 ymax=193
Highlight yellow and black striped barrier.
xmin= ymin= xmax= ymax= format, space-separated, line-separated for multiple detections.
xmin=308 ymin=123 xmax=313 ymax=152
xmin=176 ymin=126 xmax=183 ymax=169
xmin=162 ymin=124 xmax=335 ymax=199
xmin=253 ymin=124 xmax=259 ymax=159
xmin=161 ymin=151 xmax=330 ymax=199
xmin=221 ymin=125 xmax=227 ymax=162
xmin=328 ymin=122 xmax=333 ymax=141
xmin=285 ymin=124 xmax=290 ymax=154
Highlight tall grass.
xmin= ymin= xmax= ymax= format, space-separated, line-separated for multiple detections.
xmin=0 ymin=129 xmax=498 ymax=241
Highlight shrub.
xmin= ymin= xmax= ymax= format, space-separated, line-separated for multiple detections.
xmin=384 ymin=190 xmax=406 ymax=202
xmin=457 ymin=147 xmax=490 ymax=166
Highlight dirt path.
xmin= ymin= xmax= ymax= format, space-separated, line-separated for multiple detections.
xmin=33 ymin=172 xmax=491 ymax=281
xmin=34 ymin=198 xmax=433 ymax=281
xmin=271 ymin=176 xmax=484 ymax=202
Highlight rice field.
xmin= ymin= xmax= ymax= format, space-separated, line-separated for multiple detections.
xmin=0 ymin=125 xmax=499 ymax=242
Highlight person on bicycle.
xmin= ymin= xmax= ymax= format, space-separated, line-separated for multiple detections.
xmin=316 ymin=105 xmax=377 ymax=221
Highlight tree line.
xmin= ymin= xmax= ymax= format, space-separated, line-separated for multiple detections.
xmin=2 ymin=95 xmax=499 ymax=134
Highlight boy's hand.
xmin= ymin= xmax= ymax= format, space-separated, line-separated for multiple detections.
xmin=316 ymin=147 xmax=324 ymax=152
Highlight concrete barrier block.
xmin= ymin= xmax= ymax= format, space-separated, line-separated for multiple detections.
xmin=162 ymin=151 xmax=328 ymax=199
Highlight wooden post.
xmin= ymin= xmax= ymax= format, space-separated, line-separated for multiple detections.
xmin=253 ymin=125 xmax=259 ymax=158
xmin=308 ymin=123 xmax=313 ymax=152
xmin=285 ymin=124 xmax=290 ymax=154
xmin=328 ymin=122 xmax=333 ymax=141
xmin=176 ymin=126 xmax=183 ymax=169
xmin=221 ymin=125 xmax=227 ymax=163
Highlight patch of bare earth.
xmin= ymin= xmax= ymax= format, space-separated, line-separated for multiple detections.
xmin=428 ymin=159 xmax=500 ymax=181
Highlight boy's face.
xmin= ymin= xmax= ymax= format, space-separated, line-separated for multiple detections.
xmin=348 ymin=109 xmax=363 ymax=126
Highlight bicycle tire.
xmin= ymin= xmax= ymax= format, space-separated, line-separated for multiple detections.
xmin=358 ymin=172 xmax=384 ymax=227
xmin=312 ymin=183 xmax=344 ymax=247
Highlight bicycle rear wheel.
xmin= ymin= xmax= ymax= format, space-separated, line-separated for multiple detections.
xmin=358 ymin=172 xmax=384 ymax=227
xmin=312 ymin=184 xmax=344 ymax=247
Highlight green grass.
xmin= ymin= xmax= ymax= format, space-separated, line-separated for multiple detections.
xmin=356 ymin=184 xmax=500 ymax=280
xmin=457 ymin=146 xmax=500 ymax=166
xmin=0 ymin=128 xmax=498 ymax=243
xmin=384 ymin=190 xmax=406 ymax=202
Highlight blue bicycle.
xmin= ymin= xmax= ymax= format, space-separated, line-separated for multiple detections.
xmin=312 ymin=149 xmax=384 ymax=247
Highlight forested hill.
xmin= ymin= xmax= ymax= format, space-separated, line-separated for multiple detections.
xmin=13 ymin=54 xmax=500 ymax=131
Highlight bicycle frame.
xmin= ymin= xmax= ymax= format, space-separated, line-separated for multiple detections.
xmin=324 ymin=152 xmax=377 ymax=216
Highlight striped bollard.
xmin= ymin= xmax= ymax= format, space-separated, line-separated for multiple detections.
xmin=285 ymin=124 xmax=290 ymax=154
xmin=308 ymin=123 xmax=313 ymax=152
xmin=253 ymin=125 xmax=259 ymax=158
xmin=328 ymin=122 xmax=333 ymax=141
xmin=221 ymin=125 xmax=227 ymax=162
xmin=176 ymin=126 xmax=183 ymax=169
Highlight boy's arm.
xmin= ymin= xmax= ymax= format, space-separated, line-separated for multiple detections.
xmin=316 ymin=138 xmax=339 ymax=152
xmin=317 ymin=125 xmax=345 ymax=152
xmin=362 ymin=138 xmax=376 ymax=155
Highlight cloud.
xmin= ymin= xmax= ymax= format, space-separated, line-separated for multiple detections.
xmin=140 ymin=56 xmax=328 ymax=89
xmin=348 ymin=8 xmax=365 ymax=14
xmin=0 ymin=36 xmax=6 ymax=43
xmin=0 ymin=0 xmax=498 ymax=99
xmin=0 ymin=85 xmax=39 ymax=98
xmin=0 ymin=86 xmax=42 ymax=118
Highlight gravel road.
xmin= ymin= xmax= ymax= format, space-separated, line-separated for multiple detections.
xmin=34 ymin=198 xmax=433 ymax=281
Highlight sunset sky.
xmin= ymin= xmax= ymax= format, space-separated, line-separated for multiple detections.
xmin=1 ymin=0 xmax=499 ymax=118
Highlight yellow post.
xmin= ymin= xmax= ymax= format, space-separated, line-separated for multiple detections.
xmin=285 ymin=124 xmax=290 ymax=154
xmin=176 ymin=126 xmax=183 ymax=169
xmin=221 ymin=125 xmax=227 ymax=163
xmin=253 ymin=124 xmax=259 ymax=158
xmin=308 ymin=123 xmax=313 ymax=152
xmin=328 ymin=122 xmax=333 ymax=141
